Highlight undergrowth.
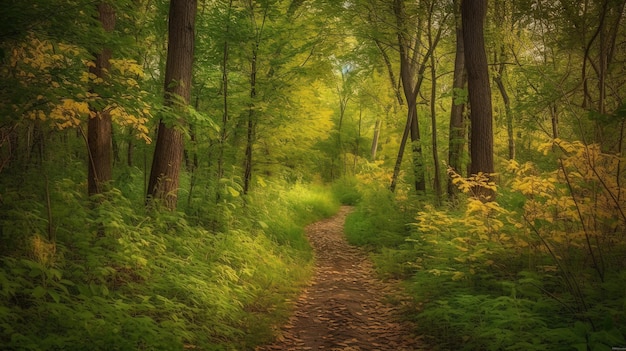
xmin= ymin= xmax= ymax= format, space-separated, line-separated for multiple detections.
xmin=345 ymin=140 xmax=626 ymax=351
xmin=0 ymin=171 xmax=339 ymax=350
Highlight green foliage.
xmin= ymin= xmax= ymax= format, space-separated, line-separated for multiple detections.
xmin=347 ymin=149 xmax=626 ymax=350
xmin=0 ymin=173 xmax=340 ymax=350
xmin=343 ymin=185 xmax=410 ymax=250
xmin=3 ymin=0 xmax=626 ymax=350
xmin=331 ymin=176 xmax=362 ymax=205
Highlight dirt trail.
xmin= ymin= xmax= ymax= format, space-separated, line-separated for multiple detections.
xmin=257 ymin=206 xmax=423 ymax=351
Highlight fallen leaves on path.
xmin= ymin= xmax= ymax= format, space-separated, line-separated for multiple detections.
xmin=257 ymin=207 xmax=424 ymax=351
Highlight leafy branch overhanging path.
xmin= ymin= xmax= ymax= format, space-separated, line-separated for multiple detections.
xmin=257 ymin=207 xmax=423 ymax=351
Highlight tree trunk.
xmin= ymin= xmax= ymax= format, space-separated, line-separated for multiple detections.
xmin=409 ymin=104 xmax=425 ymax=192
xmin=371 ymin=119 xmax=381 ymax=160
xmin=127 ymin=128 xmax=134 ymax=167
xmin=550 ymin=104 xmax=559 ymax=139
xmin=390 ymin=104 xmax=413 ymax=193
xmin=147 ymin=0 xmax=196 ymax=210
xmin=217 ymin=0 xmax=233 ymax=182
xmin=87 ymin=3 xmax=115 ymax=196
xmin=447 ymin=0 xmax=467 ymax=200
xmin=390 ymin=0 xmax=427 ymax=193
xmin=243 ymin=46 xmax=257 ymax=195
xmin=354 ymin=105 xmax=362 ymax=172
xmin=429 ymin=40 xmax=441 ymax=205
xmin=462 ymin=0 xmax=494 ymax=201
xmin=493 ymin=1 xmax=515 ymax=161
xmin=242 ymin=3 xmax=269 ymax=195
xmin=494 ymin=67 xmax=514 ymax=160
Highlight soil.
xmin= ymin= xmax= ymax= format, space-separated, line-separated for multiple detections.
xmin=257 ymin=206 xmax=424 ymax=351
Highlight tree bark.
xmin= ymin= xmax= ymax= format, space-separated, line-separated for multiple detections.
xmin=427 ymin=4 xmax=441 ymax=205
xmin=242 ymin=3 xmax=269 ymax=195
xmin=494 ymin=65 xmax=514 ymax=160
xmin=217 ymin=0 xmax=233 ymax=182
xmin=87 ymin=3 xmax=115 ymax=196
xmin=447 ymin=0 xmax=467 ymax=200
xmin=147 ymin=0 xmax=196 ymax=209
xmin=371 ymin=119 xmax=381 ymax=161
xmin=493 ymin=0 xmax=515 ymax=161
xmin=462 ymin=0 xmax=494 ymax=200
xmin=389 ymin=0 xmax=426 ymax=193
xmin=243 ymin=43 xmax=258 ymax=195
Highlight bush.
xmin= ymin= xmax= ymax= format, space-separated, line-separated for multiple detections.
xmin=0 ymin=177 xmax=340 ymax=350
xmin=331 ymin=177 xmax=362 ymax=205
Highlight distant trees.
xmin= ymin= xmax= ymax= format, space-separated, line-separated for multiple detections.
xmin=3 ymin=0 xmax=625 ymax=211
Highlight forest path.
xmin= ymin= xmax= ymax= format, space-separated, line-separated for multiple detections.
xmin=257 ymin=206 xmax=423 ymax=351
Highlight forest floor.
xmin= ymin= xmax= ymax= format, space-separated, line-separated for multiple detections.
xmin=257 ymin=206 xmax=425 ymax=351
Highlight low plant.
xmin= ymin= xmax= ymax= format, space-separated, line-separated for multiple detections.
xmin=0 ymin=174 xmax=339 ymax=350
xmin=331 ymin=176 xmax=362 ymax=205
xmin=345 ymin=139 xmax=626 ymax=350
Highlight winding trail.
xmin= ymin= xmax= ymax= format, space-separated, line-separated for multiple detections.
xmin=257 ymin=206 xmax=423 ymax=351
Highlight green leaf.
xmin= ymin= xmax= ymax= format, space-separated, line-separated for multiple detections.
xmin=48 ymin=290 xmax=60 ymax=303
xmin=32 ymin=286 xmax=46 ymax=298
xmin=227 ymin=186 xmax=240 ymax=197
xmin=49 ymin=268 xmax=62 ymax=280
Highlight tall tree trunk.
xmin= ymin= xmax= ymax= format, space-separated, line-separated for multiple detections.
xmin=242 ymin=2 xmax=268 ymax=195
xmin=427 ymin=4 xmax=442 ymax=205
xmin=337 ymin=77 xmax=349 ymax=179
xmin=493 ymin=0 xmax=515 ymax=161
xmin=147 ymin=0 xmax=197 ymax=210
xmin=87 ymin=3 xmax=115 ymax=196
xmin=217 ymin=0 xmax=233 ymax=182
xmin=243 ymin=45 xmax=257 ymax=195
xmin=390 ymin=103 xmax=413 ymax=193
xmin=409 ymin=105 xmax=425 ymax=192
xmin=127 ymin=128 xmax=134 ymax=167
xmin=354 ymin=104 xmax=362 ymax=172
xmin=429 ymin=34 xmax=441 ymax=205
xmin=462 ymin=0 xmax=495 ymax=201
xmin=371 ymin=119 xmax=381 ymax=161
xmin=447 ymin=0 xmax=467 ymax=200
xmin=494 ymin=64 xmax=514 ymax=160
xmin=390 ymin=0 xmax=427 ymax=193
xmin=550 ymin=103 xmax=559 ymax=140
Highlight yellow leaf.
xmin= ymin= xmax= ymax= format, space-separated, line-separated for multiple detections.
xmin=452 ymin=271 xmax=465 ymax=281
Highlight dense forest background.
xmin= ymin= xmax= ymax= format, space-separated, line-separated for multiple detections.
xmin=1 ymin=0 xmax=625 ymax=350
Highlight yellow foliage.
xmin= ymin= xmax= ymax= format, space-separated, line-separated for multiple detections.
xmin=31 ymin=235 xmax=56 ymax=267
xmin=512 ymin=138 xmax=626 ymax=266
xmin=7 ymin=33 xmax=152 ymax=141
xmin=451 ymin=271 xmax=465 ymax=281
xmin=109 ymin=105 xmax=152 ymax=143
xmin=46 ymin=99 xmax=90 ymax=129
xmin=110 ymin=59 xmax=145 ymax=78
xmin=448 ymin=168 xmax=497 ymax=198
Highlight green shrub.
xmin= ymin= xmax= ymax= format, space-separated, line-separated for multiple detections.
xmin=0 ymin=176 xmax=338 ymax=350
xmin=331 ymin=177 xmax=362 ymax=205
xmin=343 ymin=186 xmax=410 ymax=249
